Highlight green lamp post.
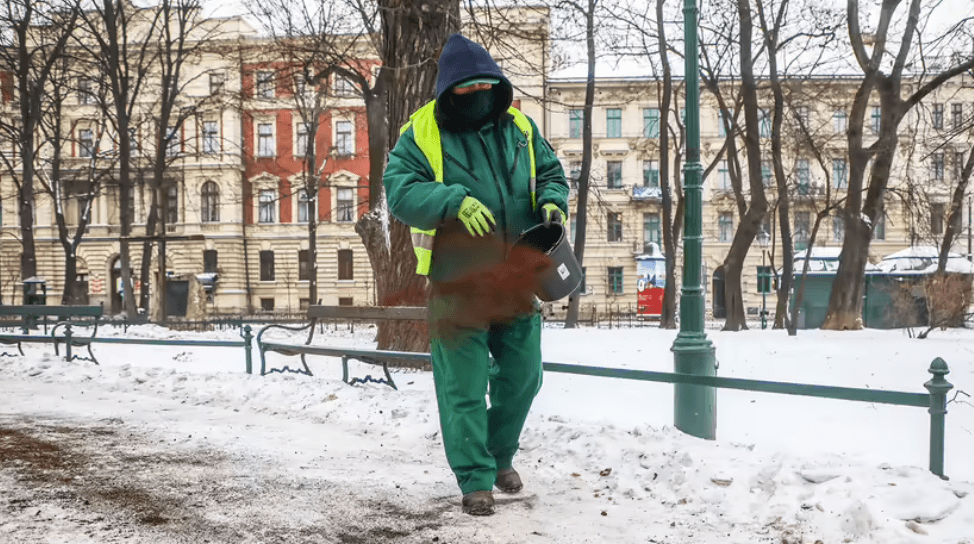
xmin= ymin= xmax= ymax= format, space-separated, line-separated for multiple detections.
xmin=672 ymin=0 xmax=717 ymax=440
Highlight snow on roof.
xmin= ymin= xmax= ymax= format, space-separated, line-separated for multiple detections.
xmin=875 ymin=246 xmax=974 ymax=274
xmin=793 ymin=247 xmax=844 ymax=260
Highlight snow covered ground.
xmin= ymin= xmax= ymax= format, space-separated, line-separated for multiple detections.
xmin=1 ymin=323 xmax=972 ymax=543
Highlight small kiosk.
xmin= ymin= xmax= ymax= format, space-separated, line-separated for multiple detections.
xmin=635 ymin=243 xmax=666 ymax=318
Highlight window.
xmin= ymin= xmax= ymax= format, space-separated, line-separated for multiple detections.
xmin=871 ymin=106 xmax=881 ymax=133
xmin=569 ymin=161 xmax=582 ymax=186
xmin=718 ymin=160 xmax=731 ymax=190
xmin=606 ymin=161 xmax=623 ymax=188
xmin=643 ymin=108 xmax=659 ymax=138
xmin=643 ymin=212 xmax=661 ymax=248
xmin=932 ymin=152 xmax=945 ymax=181
xmin=258 ymin=189 xmax=275 ymax=223
xmin=298 ymin=249 xmax=310 ymax=281
xmin=129 ymin=128 xmax=139 ymax=157
xmin=569 ymin=108 xmax=583 ymax=138
xmin=165 ymin=185 xmax=178 ymax=224
xmin=201 ymin=181 xmax=219 ymax=222
xmin=931 ymin=203 xmax=945 ymax=235
xmin=79 ymin=129 xmax=94 ymax=158
xmin=203 ymin=249 xmax=218 ymax=274
xmin=796 ymin=158 xmax=810 ymax=194
xmin=202 ymin=121 xmax=218 ymax=154
xmin=932 ymin=103 xmax=944 ymax=130
xmin=954 ymin=151 xmax=966 ymax=181
xmin=873 ymin=213 xmax=885 ymax=240
xmin=334 ymin=76 xmax=355 ymax=97
xmin=256 ymin=71 xmax=274 ymax=98
xmin=166 ymin=126 xmax=180 ymax=157
xmin=643 ymin=160 xmax=659 ymax=188
xmin=338 ymin=249 xmax=354 ymax=280
xmin=832 ymin=214 xmax=844 ymax=242
xmin=607 ymin=212 xmax=623 ymax=242
xmin=794 ymin=105 xmax=809 ymax=129
xmin=336 ymin=120 xmax=354 ymax=156
xmin=833 ymin=109 xmax=847 ymax=134
xmin=338 ymin=297 xmax=354 ymax=306
xmin=259 ymin=250 xmax=275 ymax=281
xmin=606 ymin=108 xmax=622 ymax=138
xmin=295 ymin=121 xmax=310 ymax=157
xmin=297 ymin=189 xmax=311 ymax=223
xmin=257 ymin=123 xmax=274 ymax=157
xmin=718 ymin=212 xmax=734 ymax=242
xmin=794 ymin=211 xmax=811 ymax=249
xmin=608 ymin=267 xmax=624 ymax=294
xmin=337 ymin=187 xmax=354 ymax=222
xmin=260 ymin=298 xmax=275 ymax=311
xmin=832 ymin=158 xmax=847 ymax=188
xmin=78 ymin=77 xmax=94 ymax=105
xmin=951 ymin=103 xmax=964 ymax=129
xmin=209 ymin=72 xmax=225 ymax=95
xmin=299 ymin=298 xmax=310 ymax=311
xmin=718 ymin=110 xmax=728 ymax=138
xmin=759 ymin=109 xmax=771 ymax=138
xmin=761 ymin=162 xmax=773 ymax=188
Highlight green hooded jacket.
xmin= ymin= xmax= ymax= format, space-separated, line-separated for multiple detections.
xmin=383 ymin=35 xmax=569 ymax=283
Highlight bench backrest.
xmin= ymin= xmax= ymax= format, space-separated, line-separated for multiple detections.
xmin=307 ymin=305 xmax=428 ymax=321
xmin=0 ymin=305 xmax=103 ymax=319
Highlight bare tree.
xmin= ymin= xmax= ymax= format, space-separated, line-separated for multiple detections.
xmin=0 ymin=0 xmax=78 ymax=285
xmin=74 ymin=0 xmax=167 ymax=316
xmin=558 ymin=0 xmax=600 ymax=329
xmin=823 ymin=0 xmax=974 ymax=329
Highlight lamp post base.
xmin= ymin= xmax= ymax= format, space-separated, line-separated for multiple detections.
xmin=672 ymin=332 xmax=717 ymax=440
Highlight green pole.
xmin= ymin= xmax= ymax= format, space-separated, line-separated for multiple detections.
xmin=242 ymin=325 xmax=254 ymax=375
xmin=924 ymin=357 xmax=953 ymax=479
xmin=672 ymin=0 xmax=717 ymax=440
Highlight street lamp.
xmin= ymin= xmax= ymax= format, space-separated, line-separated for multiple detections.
xmin=757 ymin=229 xmax=771 ymax=330
xmin=671 ymin=0 xmax=717 ymax=440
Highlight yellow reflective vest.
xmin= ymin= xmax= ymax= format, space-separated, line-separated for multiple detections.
xmin=398 ymin=100 xmax=538 ymax=276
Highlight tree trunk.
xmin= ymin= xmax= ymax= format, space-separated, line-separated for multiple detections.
xmin=365 ymin=82 xmax=389 ymax=209
xmin=565 ymin=0 xmax=597 ymax=329
xmin=139 ymin=186 xmax=159 ymax=312
xmin=790 ymin=214 xmax=825 ymax=331
xmin=938 ymin=150 xmax=973 ymax=273
xmin=723 ymin=0 xmax=768 ymax=331
xmin=822 ymin=213 xmax=870 ymax=329
xmin=656 ymin=0 xmax=677 ymax=329
xmin=353 ymin=0 xmax=459 ymax=353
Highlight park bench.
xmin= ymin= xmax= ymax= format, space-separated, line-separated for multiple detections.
xmin=0 ymin=304 xmax=103 ymax=360
xmin=256 ymin=305 xmax=428 ymax=388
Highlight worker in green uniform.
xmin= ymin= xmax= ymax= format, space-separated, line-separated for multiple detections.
xmin=383 ymin=34 xmax=569 ymax=516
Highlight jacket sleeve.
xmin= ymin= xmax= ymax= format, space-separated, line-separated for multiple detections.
xmin=383 ymin=128 xmax=469 ymax=231
xmin=529 ymin=118 xmax=570 ymax=214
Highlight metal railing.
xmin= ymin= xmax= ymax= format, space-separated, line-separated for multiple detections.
xmin=1 ymin=327 xmax=957 ymax=479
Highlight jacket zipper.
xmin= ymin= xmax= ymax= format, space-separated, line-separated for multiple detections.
xmin=479 ymin=131 xmax=510 ymax=250
xmin=510 ymin=139 xmax=526 ymax=179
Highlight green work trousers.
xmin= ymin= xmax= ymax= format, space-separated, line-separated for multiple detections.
xmin=429 ymin=309 xmax=543 ymax=495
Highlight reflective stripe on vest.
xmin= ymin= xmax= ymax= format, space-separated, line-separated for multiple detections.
xmin=399 ymin=100 xmax=538 ymax=275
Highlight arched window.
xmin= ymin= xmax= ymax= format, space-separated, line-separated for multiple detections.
xmin=297 ymin=189 xmax=310 ymax=223
xmin=201 ymin=181 xmax=219 ymax=222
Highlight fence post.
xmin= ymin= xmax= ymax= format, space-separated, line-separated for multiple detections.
xmin=242 ymin=325 xmax=254 ymax=375
xmin=924 ymin=357 xmax=953 ymax=479
xmin=64 ymin=324 xmax=73 ymax=362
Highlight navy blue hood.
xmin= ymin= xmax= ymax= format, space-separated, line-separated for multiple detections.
xmin=435 ymin=34 xmax=513 ymax=126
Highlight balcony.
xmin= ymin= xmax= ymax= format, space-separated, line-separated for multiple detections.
xmin=632 ymin=185 xmax=662 ymax=201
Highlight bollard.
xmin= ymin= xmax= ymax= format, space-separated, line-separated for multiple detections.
xmin=242 ymin=325 xmax=254 ymax=375
xmin=64 ymin=324 xmax=73 ymax=362
xmin=924 ymin=357 xmax=953 ymax=480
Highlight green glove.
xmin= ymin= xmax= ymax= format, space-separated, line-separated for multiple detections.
xmin=541 ymin=203 xmax=566 ymax=227
xmin=457 ymin=196 xmax=496 ymax=237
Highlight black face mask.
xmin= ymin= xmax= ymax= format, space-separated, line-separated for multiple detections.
xmin=449 ymin=88 xmax=495 ymax=125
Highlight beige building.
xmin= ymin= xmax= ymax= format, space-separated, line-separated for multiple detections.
xmin=543 ymin=74 xmax=974 ymax=318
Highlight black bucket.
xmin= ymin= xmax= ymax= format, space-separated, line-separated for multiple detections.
xmin=512 ymin=223 xmax=583 ymax=302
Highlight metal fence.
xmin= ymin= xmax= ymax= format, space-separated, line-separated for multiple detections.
xmin=0 ymin=324 xmax=958 ymax=479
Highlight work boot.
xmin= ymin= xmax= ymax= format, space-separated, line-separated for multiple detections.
xmin=461 ymin=490 xmax=495 ymax=516
xmin=495 ymin=468 xmax=523 ymax=494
